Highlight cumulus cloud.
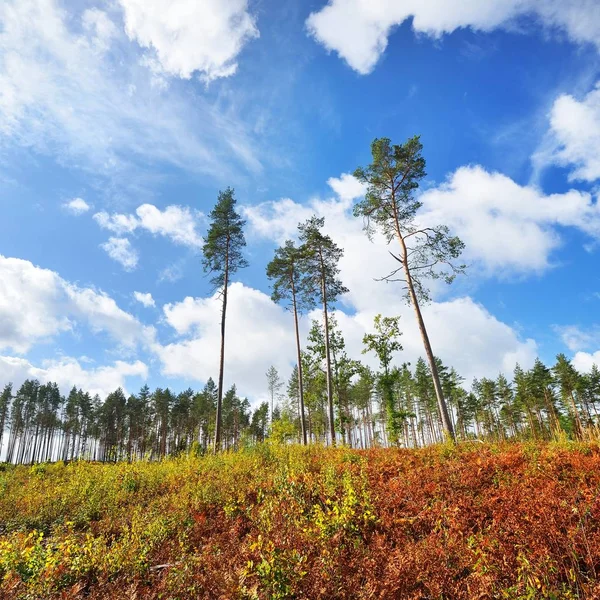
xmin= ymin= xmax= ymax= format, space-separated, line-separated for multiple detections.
xmin=63 ymin=198 xmax=91 ymax=215
xmin=155 ymin=283 xmax=296 ymax=399
xmin=0 ymin=355 xmax=147 ymax=398
xmin=245 ymin=168 xmax=600 ymax=283
xmin=118 ymin=0 xmax=259 ymax=82
xmin=0 ymin=255 xmax=148 ymax=353
xmin=327 ymin=173 xmax=367 ymax=202
xmin=0 ymin=0 xmax=261 ymax=183
xmin=418 ymin=166 xmax=600 ymax=275
xmin=133 ymin=291 xmax=156 ymax=307
xmin=306 ymin=0 xmax=600 ymax=75
xmin=573 ymin=351 xmax=600 ymax=373
xmin=241 ymin=176 xmax=539 ymax=383
xmin=100 ymin=237 xmax=139 ymax=271
xmin=94 ymin=204 xmax=203 ymax=248
xmin=535 ymin=83 xmax=600 ymax=182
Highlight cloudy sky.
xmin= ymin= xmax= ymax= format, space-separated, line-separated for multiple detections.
xmin=1 ymin=0 xmax=600 ymax=402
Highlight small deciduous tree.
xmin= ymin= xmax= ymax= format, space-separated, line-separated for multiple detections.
xmin=202 ymin=188 xmax=248 ymax=452
xmin=265 ymin=366 xmax=283 ymax=424
xmin=354 ymin=136 xmax=465 ymax=442
xmin=362 ymin=314 xmax=403 ymax=444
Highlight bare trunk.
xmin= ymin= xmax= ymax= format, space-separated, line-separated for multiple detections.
xmin=214 ymin=247 xmax=229 ymax=454
xmin=291 ymin=281 xmax=308 ymax=445
xmin=391 ymin=202 xmax=455 ymax=442
xmin=401 ymin=250 xmax=455 ymax=442
xmin=569 ymin=390 xmax=584 ymax=440
xmin=319 ymin=250 xmax=336 ymax=447
xmin=323 ymin=293 xmax=335 ymax=446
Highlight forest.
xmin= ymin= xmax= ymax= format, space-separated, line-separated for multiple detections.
xmin=1 ymin=137 xmax=599 ymax=465
xmin=1 ymin=138 xmax=600 ymax=600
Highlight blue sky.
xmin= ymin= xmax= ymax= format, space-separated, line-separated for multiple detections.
xmin=1 ymin=0 xmax=600 ymax=402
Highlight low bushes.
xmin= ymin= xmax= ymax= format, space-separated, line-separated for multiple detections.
xmin=1 ymin=441 xmax=600 ymax=598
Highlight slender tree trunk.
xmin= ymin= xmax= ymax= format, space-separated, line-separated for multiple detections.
xmin=393 ymin=219 xmax=455 ymax=442
xmin=569 ymin=390 xmax=584 ymax=440
xmin=322 ymin=277 xmax=336 ymax=447
xmin=214 ymin=248 xmax=229 ymax=454
xmin=291 ymin=283 xmax=308 ymax=445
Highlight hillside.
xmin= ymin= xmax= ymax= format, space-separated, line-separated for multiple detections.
xmin=1 ymin=441 xmax=600 ymax=599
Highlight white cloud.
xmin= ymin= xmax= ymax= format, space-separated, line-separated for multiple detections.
xmin=556 ymin=324 xmax=600 ymax=352
xmin=536 ymin=83 xmax=600 ymax=182
xmin=330 ymin=298 xmax=538 ymax=384
xmin=245 ymin=168 xmax=600 ymax=284
xmin=63 ymin=197 xmax=91 ymax=215
xmin=306 ymin=0 xmax=600 ymax=75
xmin=94 ymin=203 xmax=203 ymax=248
xmin=155 ymin=283 xmax=296 ymax=399
xmin=153 ymin=282 xmax=537 ymax=395
xmin=133 ymin=291 xmax=156 ymax=307
xmin=100 ymin=237 xmax=139 ymax=271
xmin=418 ymin=165 xmax=600 ymax=275
xmin=0 ymin=355 xmax=147 ymax=398
xmin=327 ymin=173 xmax=367 ymax=202
xmin=94 ymin=212 xmax=139 ymax=235
xmin=118 ymin=0 xmax=259 ymax=82
xmin=241 ymin=177 xmax=540 ymax=384
xmin=573 ymin=351 xmax=600 ymax=373
xmin=0 ymin=256 xmax=71 ymax=354
xmin=158 ymin=260 xmax=185 ymax=283
xmin=0 ymin=255 xmax=148 ymax=353
xmin=0 ymin=0 xmax=261 ymax=183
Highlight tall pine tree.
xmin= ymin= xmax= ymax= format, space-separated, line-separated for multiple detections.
xmin=298 ymin=216 xmax=348 ymax=446
xmin=354 ymin=136 xmax=465 ymax=442
xmin=202 ymin=188 xmax=248 ymax=452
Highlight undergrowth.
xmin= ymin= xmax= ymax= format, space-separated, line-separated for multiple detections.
xmin=1 ymin=442 xmax=600 ymax=598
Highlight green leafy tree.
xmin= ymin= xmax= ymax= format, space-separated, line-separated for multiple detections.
xmin=251 ymin=402 xmax=269 ymax=442
xmin=202 ymin=187 xmax=248 ymax=452
xmin=298 ymin=216 xmax=348 ymax=446
xmin=265 ymin=365 xmax=284 ymax=424
xmin=362 ymin=314 xmax=403 ymax=445
xmin=354 ymin=136 xmax=465 ymax=441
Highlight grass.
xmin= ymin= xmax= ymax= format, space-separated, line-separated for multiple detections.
xmin=1 ymin=440 xmax=600 ymax=598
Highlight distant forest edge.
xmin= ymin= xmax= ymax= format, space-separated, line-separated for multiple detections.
xmin=0 ymin=350 xmax=597 ymax=464
xmin=2 ymin=136 xmax=596 ymax=462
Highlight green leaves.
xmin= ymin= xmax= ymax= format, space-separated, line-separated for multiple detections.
xmin=298 ymin=216 xmax=348 ymax=307
xmin=202 ymin=187 xmax=248 ymax=290
xmin=266 ymin=240 xmax=313 ymax=312
xmin=353 ymin=136 xmax=465 ymax=303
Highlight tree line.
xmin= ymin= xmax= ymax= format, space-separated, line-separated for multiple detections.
xmin=2 ymin=135 xmax=596 ymax=463
xmin=1 ymin=350 xmax=598 ymax=464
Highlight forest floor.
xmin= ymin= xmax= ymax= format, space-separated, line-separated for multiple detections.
xmin=1 ymin=440 xmax=600 ymax=599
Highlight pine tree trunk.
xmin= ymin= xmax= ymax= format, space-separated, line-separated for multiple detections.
xmin=403 ymin=260 xmax=455 ymax=442
xmin=393 ymin=219 xmax=455 ymax=442
xmin=322 ymin=278 xmax=336 ymax=447
xmin=214 ymin=257 xmax=229 ymax=454
xmin=291 ymin=283 xmax=307 ymax=445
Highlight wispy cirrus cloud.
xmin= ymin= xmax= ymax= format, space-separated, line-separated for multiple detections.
xmin=0 ymin=0 xmax=262 ymax=187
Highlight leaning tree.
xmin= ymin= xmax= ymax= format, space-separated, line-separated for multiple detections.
xmin=202 ymin=187 xmax=248 ymax=452
xmin=354 ymin=136 xmax=465 ymax=442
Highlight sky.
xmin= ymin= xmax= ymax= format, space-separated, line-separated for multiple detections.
xmin=1 ymin=0 xmax=600 ymax=403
